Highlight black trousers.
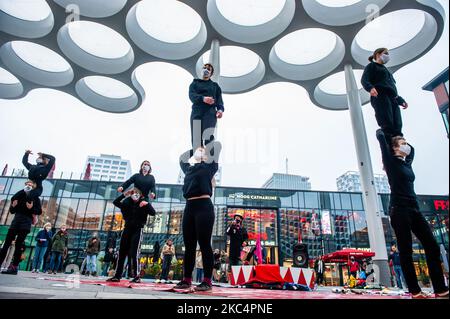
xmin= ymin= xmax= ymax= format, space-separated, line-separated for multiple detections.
xmin=371 ymin=93 xmax=403 ymax=139
xmin=316 ymin=272 xmax=324 ymax=285
xmin=114 ymin=226 xmax=143 ymax=279
xmin=0 ymin=228 xmax=29 ymax=267
xmin=182 ymin=198 xmax=215 ymax=280
xmin=390 ymin=203 xmax=448 ymax=294
xmin=190 ymin=107 xmax=217 ymax=150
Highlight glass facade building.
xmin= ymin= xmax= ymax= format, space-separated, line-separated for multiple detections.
xmin=0 ymin=177 xmax=448 ymax=277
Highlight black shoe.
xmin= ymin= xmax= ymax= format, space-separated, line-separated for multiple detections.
xmin=194 ymin=281 xmax=212 ymax=292
xmin=92 ymin=272 xmax=97 ymax=277
xmin=106 ymin=277 xmax=120 ymax=282
xmin=1 ymin=265 xmax=18 ymax=275
xmin=174 ymin=280 xmax=191 ymax=289
xmin=130 ymin=277 xmax=141 ymax=283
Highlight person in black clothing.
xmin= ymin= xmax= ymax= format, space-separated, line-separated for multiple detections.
xmin=0 ymin=180 xmax=42 ymax=274
xmin=189 ymin=63 xmax=225 ymax=150
xmin=118 ymin=160 xmax=156 ymax=205
xmin=226 ymin=213 xmax=248 ymax=269
xmin=107 ymin=188 xmax=156 ymax=283
xmin=174 ymin=141 xmax=222 ymax=291
xmin=22 ymin=150 xmax=55 ymax=201
xmin=376 ymin=129 xmax=448 ymax=299
xmin=314 ymin=255 xmax=325 ymax=286
xmin=361 ymin=48 xmax=408 ymax=140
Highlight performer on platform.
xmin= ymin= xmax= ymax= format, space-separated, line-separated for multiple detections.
xmin=107 ymin=188 xmax=156 ymax=283
xmin=376 ymin=129 xmax=448 ymax=299
xmin=174 ymin=141 xmax=222 ymax=291
xmin=22 ymin=150 xmax=55 ymax=201
xmin=189 ymin=63 xmax=224 ymax=150
xmin=117 ymin=160 xmax=156 ymax=206
xmin=362 ymin=48 xmax=408 ymax=141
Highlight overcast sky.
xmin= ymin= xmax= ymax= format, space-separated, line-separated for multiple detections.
xmin=0 ymin=0 xmax=449 ymax=195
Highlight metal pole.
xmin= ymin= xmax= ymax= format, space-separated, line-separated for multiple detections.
xmin=209 ymin=39 xmax=221 ymax=83
xmin=344 ymin=64 xmax=390 ymax=287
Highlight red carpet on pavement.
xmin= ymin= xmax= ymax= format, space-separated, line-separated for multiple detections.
xmin=28 ymin=275 xmax=413 ymax=299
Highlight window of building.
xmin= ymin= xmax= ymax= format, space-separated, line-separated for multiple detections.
xmin=118 ymin=172 xmax=125 ymax=175
xmin=113 ymin=161 xmax=120 ymax=165
xmin=96 ymin=159 xmax=103 ymax=163
xmin=94 ymin=169 xmax=100 ymax=173
xmin=104 ymin=160 xmax=111 ymax=164
xmin=111 ymin=166 xmax=118 ymax=170
xmin=119 ymin=167 xmax=126 ymax=171
xmin=103 ymin=166 xmax=110 ymax=169
xmin=88 ymin=158 xmax=95 ymax=163
xmin=121 ymin=162 xmax=127 ymax=166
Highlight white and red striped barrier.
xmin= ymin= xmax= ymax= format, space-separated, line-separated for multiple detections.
xmin=230 ymin=265 xmax=315 ymax=289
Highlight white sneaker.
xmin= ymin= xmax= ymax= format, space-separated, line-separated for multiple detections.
xmin=160 ymin=279 xmax=166 ymax=284
xmin=155 ymin=279 xmax=161 ymax=284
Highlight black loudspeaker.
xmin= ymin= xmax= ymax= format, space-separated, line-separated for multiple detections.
xmin=293 ymin=243 xmax=309 ymax=268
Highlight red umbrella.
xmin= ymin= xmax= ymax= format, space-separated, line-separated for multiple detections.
xmin=83 ymin=163 xmax=91 ymax=180
xmin=1 ymin=164 xmax=7 ymax=176
xmin=322 ymin=248 xmax=375 ymax=263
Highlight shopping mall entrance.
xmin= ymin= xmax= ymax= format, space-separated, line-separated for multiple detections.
xmin=226 ymin=207 xmax=280 ymax=265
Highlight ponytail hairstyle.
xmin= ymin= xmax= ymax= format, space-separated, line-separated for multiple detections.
xmin=369 ymin=48 xmax=388 ymax=62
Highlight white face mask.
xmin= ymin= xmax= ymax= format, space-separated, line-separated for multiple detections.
xmin=194 ymin=149 xmax=205 ymax=161
xmin=399 ymin=144 xmax=411 ymax=156
xmin=202 ymin=68 xmax=211 ymax=78
xmin=45 ymin=227 xmax=51 ymax=231
xmin=142 ymin=164 xmax=150 ymax=172
xmin=380 ymin=53 xmax=390 ymax=64
xmin=131 ymin=193 xmax=140 ymax=201
xmin=24 ymin=185 xmax=33 ymax=192
xmin=36 ymin=158 xmax=43 ymax=164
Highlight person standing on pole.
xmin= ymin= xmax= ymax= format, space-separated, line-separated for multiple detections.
xmin=189 ymin=63 xmax=224 ymax=150
xmin=376 ymin=129 xmax=449 ymax=299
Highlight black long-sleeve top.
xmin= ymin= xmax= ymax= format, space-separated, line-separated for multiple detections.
xmin=179 ymin=142 xmax=222 ymax=199
xmin=376 ymin=130 xmax=417 ymax=205
xmin=113 ymin=194 xmax=156 ymax=229
xmin=361 ymin=62 xmax=397 ymax=95
xmin=9 ymin=190 xmax=42 ymax=231
xmin=22 ymin=152 xmax=55 ymax=187
xmin=226 ymin=223 xmax=248 ymax=257
xmin=189 ymin=79 xmax=224 ymax=112
xmin=120 ymin=173 xmax=156 ymax=200
xmin=361 ymin=62 xmax=406 ymax=105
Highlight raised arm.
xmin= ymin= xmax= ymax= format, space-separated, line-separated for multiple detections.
xmin=376 ymin=129 xmax=392 ymax=167
xmin=33 ymin=198 xmax=43 ymax=216
xmin=205 ymin=141 xmax=222 ymax=176
xmin=179 ymin=149 xmax=193 ymax=174
xmin=41 ymin=153 xmax=56 ymax=176
xmin=22 ymin=152 xmax=32 ymax=170
xmin=406 ymin=143 xmax=415 ymax=164
xmin=361 ymin=63 xmax=375 ymax=93
xmin=189 ymin=81 xmax=204 ymax=105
